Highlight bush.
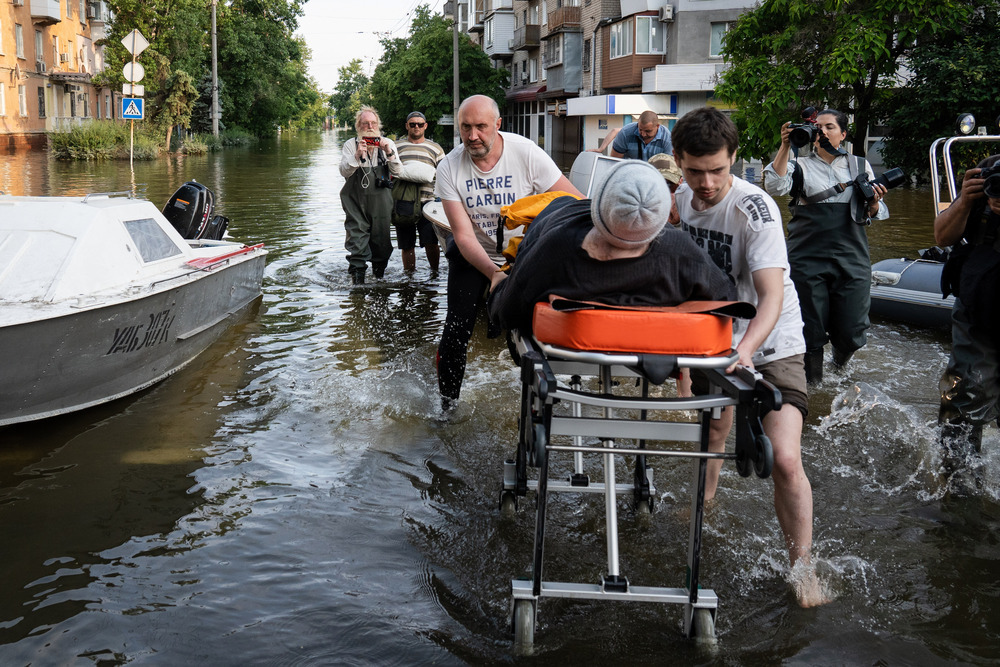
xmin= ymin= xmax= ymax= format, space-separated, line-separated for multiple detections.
xmin=178 ymin=137 xmax=209 ymax=155
xmin=219 ymin=126 xmax=256 ymax=146
xmin=51 ymin=120 xmax=162 ymax=160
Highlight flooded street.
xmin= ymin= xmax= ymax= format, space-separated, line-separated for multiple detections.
xmin=1 ymin=132 xmax=998 ymax=665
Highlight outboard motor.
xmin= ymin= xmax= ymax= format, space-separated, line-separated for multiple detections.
xmin=162 ymin=181 xmax=229 ymax=241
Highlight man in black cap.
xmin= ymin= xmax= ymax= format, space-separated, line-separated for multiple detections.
xmin=392 ymin=111 xmax=445 ymax=272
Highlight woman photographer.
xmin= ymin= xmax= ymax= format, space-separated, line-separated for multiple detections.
xmin=764 ymin=109 xmax=888 ymax=382
xmin=340 ymin=106 xmax=402 ymax=284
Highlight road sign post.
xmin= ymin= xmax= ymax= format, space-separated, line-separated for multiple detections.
xmin=120 ymin=29 xmax=149 ymax=172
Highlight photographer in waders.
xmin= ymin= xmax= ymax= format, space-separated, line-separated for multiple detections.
xmin=936 ymin=155 xmax=1000 ymax=478
xmin=340 ymin=106 xmax=402 ymax=284
xmin=764 ymin=109 xmax=888 ymax=383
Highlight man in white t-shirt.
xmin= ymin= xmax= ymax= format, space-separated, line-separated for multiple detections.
xmin=434 ymin=95 xmax=582 ymax=410
xmin=672 ymin=106 xmax=827 ymax=608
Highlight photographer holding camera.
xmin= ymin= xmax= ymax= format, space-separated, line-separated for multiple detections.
xmin=340 ymin=106 xmax=402 ymax=284
xmin=935 ymin=155 xmax=1000 ymax=474
xmin=764 ymin=109 xmax=889 ymax=383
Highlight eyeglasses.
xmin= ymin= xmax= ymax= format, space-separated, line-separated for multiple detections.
xmin=408 ymin=122 xmax=426 ymax=128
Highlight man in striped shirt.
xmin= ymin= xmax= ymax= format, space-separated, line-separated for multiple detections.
xmin=394 ymin=111 xmax=446 ymax=272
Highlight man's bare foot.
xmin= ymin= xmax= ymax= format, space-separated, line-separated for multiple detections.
xmin=789 ymin=561 xmax=832 ymax=608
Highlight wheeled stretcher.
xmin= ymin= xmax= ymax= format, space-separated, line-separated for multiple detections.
xmin=500 ymin=299 xmax=779 ymax=651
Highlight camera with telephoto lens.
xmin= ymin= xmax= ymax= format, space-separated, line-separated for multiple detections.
xmin=853 ymin=168 xmax=905 ymax=207
xmin=979 ymin=163 xmax=1000 ymax=199
xmin=788 ymin=107 xmax=819 ymax=148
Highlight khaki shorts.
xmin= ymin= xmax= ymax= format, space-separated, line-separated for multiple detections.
xmin=691 ymin=353 xmax=808 ymax=418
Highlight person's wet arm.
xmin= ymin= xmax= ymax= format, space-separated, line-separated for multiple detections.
xmin=731 ymin=267 xmax=784 ymax=371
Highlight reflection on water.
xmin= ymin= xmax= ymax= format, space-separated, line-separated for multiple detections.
xmin=2 ymin=134 xmax=999 ymax=664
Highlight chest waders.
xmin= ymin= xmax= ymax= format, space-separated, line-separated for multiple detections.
xmin=787 ymin=156 xmax=870 ymax=381
xmin=341 ymin=161 xmax=393 ymax=283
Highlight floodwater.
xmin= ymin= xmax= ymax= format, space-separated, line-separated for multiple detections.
xmin=1 ymin=133 xmax=998 ymax=665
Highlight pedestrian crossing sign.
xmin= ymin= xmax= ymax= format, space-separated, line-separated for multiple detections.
xmin=122 ymin=97 xmax=144 ymax=120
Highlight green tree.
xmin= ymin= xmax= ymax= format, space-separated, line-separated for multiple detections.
xmin=715 ymin=0 xmax=972 ymax=162
xmin=879 ymin=3 xmax=1000 ymax=182
xmin=330 ymin=59 xmax=371 ymax=128
xmin=217 ymin=0 xmax=311 ymax=136
xmin=160 ymin=69 xmax=199 ymax=148
xmin=96 ymin=0 xmax=209 ymax=144
xmin=368 ymin=5 xmax=508 ymax=144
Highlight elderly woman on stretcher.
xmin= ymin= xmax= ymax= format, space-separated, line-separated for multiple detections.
xmin=487 ymin=160 xmax=737 ymax=334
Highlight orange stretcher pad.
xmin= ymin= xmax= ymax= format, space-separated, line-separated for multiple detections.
xmin=532 ymin=297 xmax=756 ymax=356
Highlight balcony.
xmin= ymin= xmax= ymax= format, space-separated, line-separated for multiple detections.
xmin=547 ymin=6 xmax=581 ymax=33
xmin=641 ymin=63 xmax=728 ymax=93
xmin=31 ymin=0 xmax=61 ymax=26
xmin=511 ymin=24 xmax=540 ymax=50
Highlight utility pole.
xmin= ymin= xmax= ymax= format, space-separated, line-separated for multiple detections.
xmin=452 ymin=1 xmax=460 ymax=147
xmin=211 ymin=0 xmax=219 ymax=136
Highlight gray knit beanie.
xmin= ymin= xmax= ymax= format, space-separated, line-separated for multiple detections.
xmin=590 ymin=160 xmax=670 ymax=248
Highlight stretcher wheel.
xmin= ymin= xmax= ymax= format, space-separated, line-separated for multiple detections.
xmin=754 ymin=434 xmax=774 ymax=479
xmin=530 ymin=424 xmax=547 ymax=468
xmin=692 ymin=607 xmax=716 ymax=640
xmin=512 ymin=600 xmax=535 ymax=654
xmin=636 ymin=499 xmax=652 ymax=515
xmin=499 ymin=491 xmax=517 ymax=516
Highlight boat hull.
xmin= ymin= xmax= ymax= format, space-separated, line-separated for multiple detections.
xmin=0 ymin=252 xmax=265 ymax=426
xmin=870 ymin=258 xmax=954 ymax=329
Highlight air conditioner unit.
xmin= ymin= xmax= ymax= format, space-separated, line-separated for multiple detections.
xmin=521 ymin=73 xmax=528 ymax=84
xmin=60 ymin=53 xmax=70 ymax=63
xmin=13 ymin=0 xmax=24 ymax=6
xmin=87 ymin=5 xmax=97 ymax=18
xmin=36 ymin=61 xmax=46 ymax=73
xmin=659 ymin=4 xmax=674 ymax=22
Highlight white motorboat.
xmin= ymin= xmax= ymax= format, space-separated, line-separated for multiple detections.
xmin=0 ymin=182 xmax=267 ymax=426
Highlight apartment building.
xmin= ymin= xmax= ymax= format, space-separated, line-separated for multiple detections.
xmin=0 ymin=0 xmax=110 ymax=148
xmin=462 ymin=0 xmax=752 ymax=162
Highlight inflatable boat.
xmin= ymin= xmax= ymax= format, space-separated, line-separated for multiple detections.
xmin=869 ymin=127 xmax=1000 ymax=330
xmin=870 ymin=253 xmax=953 ymax=329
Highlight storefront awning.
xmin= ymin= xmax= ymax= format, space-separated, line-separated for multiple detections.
xmin=506 ymin=85 xmax=546 ymax=102
xmin=48 ymin=71 xmax=92 ymax=84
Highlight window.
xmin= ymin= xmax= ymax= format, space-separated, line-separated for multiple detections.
xmin=609 ymin=19 xmax=632 ymax=59
xmin=710 ymin=22 xmax=734 ymax=58
xmin=37 ymin=87 xmax=45 ymax=118
xmin=35 ymin=30 xmax=43 ymax=63
xmin=636 ymin=16 xmax=664 ymax=55
xmin=529 ymin=58 xmax=538 ymax=83
xmin=79 ymin=0 xmax=86 ymax=23
xmin=15 ymin=24 xmax=24 ymax=59
xmin=530 ymin=3 xmax=538 ymax=23
xmin=18 ymin=84 xmax=27 ymax=116
xmin=124 ymin=219 xmax=184 ymax=262
xmin=544 ymin=34 xmax=562 ymax=67
xmin=583 ymin=38 xmax=591 ymax=72
xmin=541 ymin=0 xmax=547 ymax=26
xmin=0 ymin=83 xmax=5 ymax=116
xmin=53 ymin=36 xmax=59 ymax=65
xmin=485 ymin=17 xmax=493 ymax=47
xmin=0 ymin=18 xmax=4 ymax=56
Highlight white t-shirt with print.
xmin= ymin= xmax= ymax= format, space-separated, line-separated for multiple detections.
xmin=675 ymin=175 xmax=806 ymax=364
xmin=435 ymin=131 xmax=563 ymax=263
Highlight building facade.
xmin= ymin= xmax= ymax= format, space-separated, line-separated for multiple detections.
xmin=458 ymin=0 xmax=754 ymax=164
xmin=1 ymin=0 xmax=110 ymax=148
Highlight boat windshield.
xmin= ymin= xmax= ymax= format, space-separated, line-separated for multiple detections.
xmin=124 ymin=218 xmax=184 ymax=263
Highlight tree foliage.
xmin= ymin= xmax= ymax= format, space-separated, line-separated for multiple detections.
xmin=329 ymin=60 xmax=371 ymax=128
xmin=715 ymin=0 xmax=972 ymax=162
xmin=879 ymin=3 xmax=1000 ymax=182
xmin=99 ymin=0 xmax=320 ymax=141
xmin=366 ymin=5 xmax=508 ymax=144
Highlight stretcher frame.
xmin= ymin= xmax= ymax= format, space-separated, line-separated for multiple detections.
xmin=501 ymin=329 xmax=779 ymax=652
